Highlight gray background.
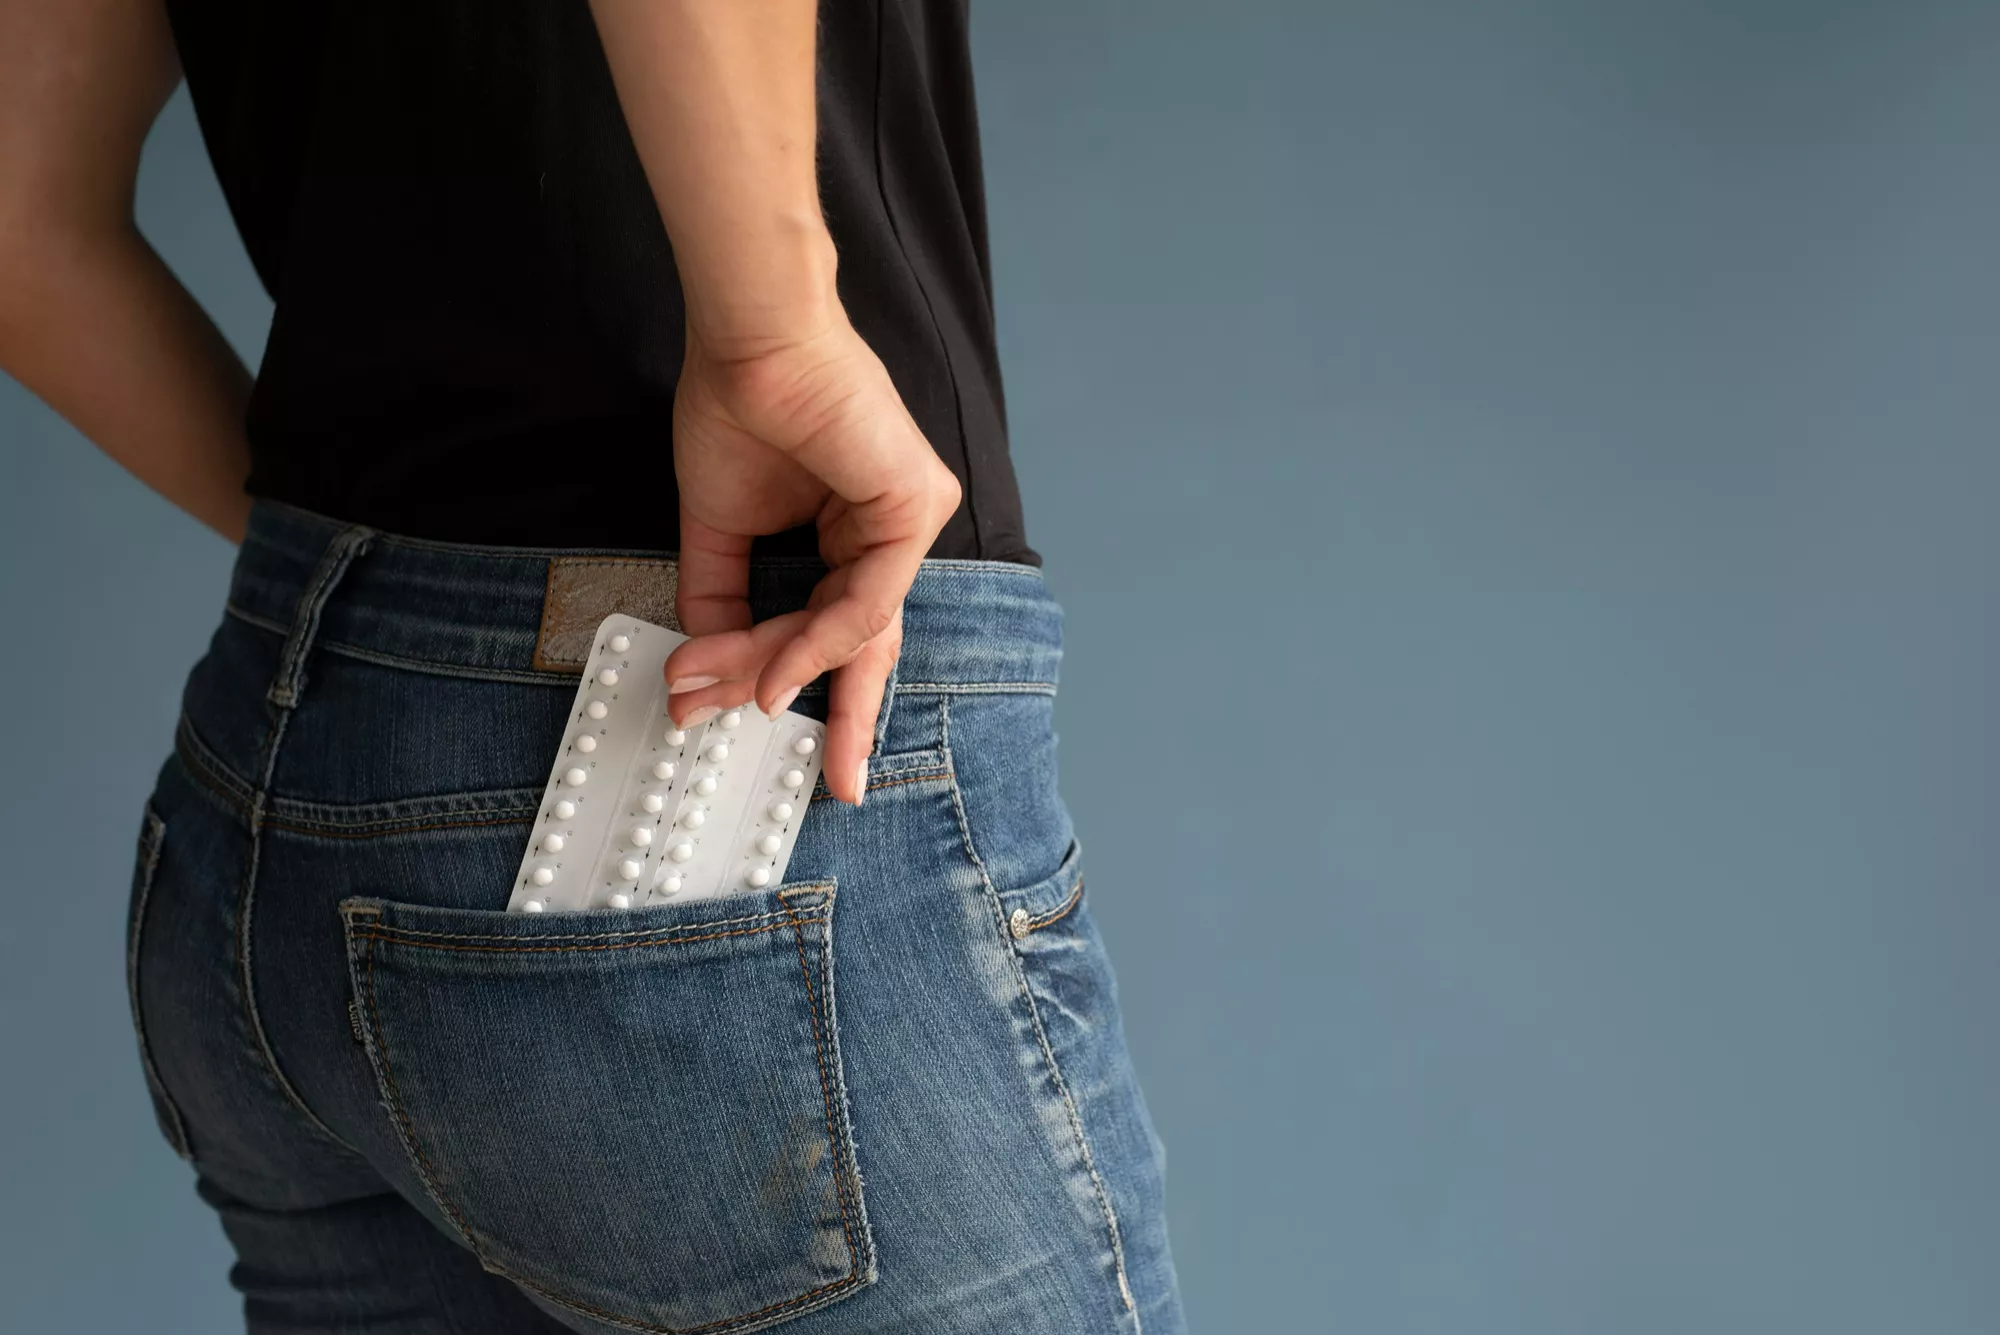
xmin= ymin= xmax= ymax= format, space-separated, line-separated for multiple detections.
xmin=3 ymin=2 xmax=1996 ymax=1330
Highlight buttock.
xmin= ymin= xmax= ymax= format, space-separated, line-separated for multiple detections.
xmin=126 ymin=508 xmax=1180 ymax=1332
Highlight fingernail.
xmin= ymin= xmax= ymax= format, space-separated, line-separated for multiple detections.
xmin=854 ymin=759 xmax=869 ymax=806
xmin=680 ymin=704 xmax=721 ymax=727
xmin=667 ymin=675 xmax=720 ymax=695
xmin=763 ymin=685 xmax=802 ymax=720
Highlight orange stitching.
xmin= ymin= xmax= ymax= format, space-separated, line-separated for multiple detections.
xmin=354 ymin=899 xmax=866 ymax=1334
xmin=779 ymin=896 xmax=864 ymax=1275
xmin=363 ymin=935 xmax=481 ymax=1251
xmin=865 ymin=770 xmax=948 ymax=789
xmin=1024 ymin=875 xmax=1086 ymax=933
xmin=808 ymin=770 xmax=948 ymax=804
xmin=174 ymin=727 xmax=543 ymax=842
xmin=176 ymin=734 xmax=251 ymax=822
xmin=351 ymin=919 xmax=790 ymax=955
xmin=344 ymin=904 xmax=806 ymax=945
xmin=532 ymin=559 xmax=561 ymax=670
xmin=265 ymin=811 xmax=536 ymax=840
xmin=552 ymin=557 xmax=679 ymax=571
xmin=175 ymin=717 xmax=252 ymax=812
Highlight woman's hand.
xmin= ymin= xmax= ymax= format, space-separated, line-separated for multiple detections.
xmin=587 ymin=0 xmax=958 ymax=805
xmin=661 ymin=314 xmax=962 ymax=806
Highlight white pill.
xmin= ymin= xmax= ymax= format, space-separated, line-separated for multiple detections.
xmin=629 ymin=826 xmax=653 ymax=848
xmin=669 ymin=842 xmax=694 ymax=863
xmin=575 ymin=734 xmax=597 ymax=753
xmin=693 ymin=775 xmax=717 ymax=796
xmin=541 ymin=833 xmax=565 ymax=853
xmin=747 ymin=866 xmax=771 ymax=888
xmin=721 ymin=710 xmax=742 ymax=729
xmin=608 ymin=892 xmax=632 ymax=909
xmin=793 ymin=735 xmax=818 ymax=755
xmin=609 ymin=634 xmax=631 ymax=653
xmin=681 ymin=808 xmax=706 ymax=830
xmin=531 ymin=866 xmax=554 ymax=886
xmin=598 ymin=668 xmax=619 ymax=686
xmin=554 ymin=799 xmax=576 ymax=820
xmin=522 ymin=899 xmax=545 ymax=913
xmin=652 ymin=760 xmax=675 ymax=781
xmin=665 ymin=728 xmax=686 ymax=746
xmin=781 ymin=768 xmax=805 ymax=789
xmin=757 ymin=833 xmax=781 ymax=855
xmin=617 ymin=858 xmax=642 ymax=881
xmin=769 ymin=801 xmax=794 ymax=822
xmin=641 ymin=792 xmax=665 ymax=814
xmin=662 ymin=874 xmax=683 ymax=893
xmin=586 ymin=700 xmax=608 ymax=720
xmin=563 ymin=767 xmax=588 ymax=787
xmin=706 ymin=743 xmax=730 ymax=763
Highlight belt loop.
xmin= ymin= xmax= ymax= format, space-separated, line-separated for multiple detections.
xmin=870 ymin=642 xmax=901 ymax=757
xmin=266 ymin=524 xmax=375 ymax=710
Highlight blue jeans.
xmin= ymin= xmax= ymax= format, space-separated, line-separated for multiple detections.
xmin=126 ymin=501 xmax=1183 ymax=1334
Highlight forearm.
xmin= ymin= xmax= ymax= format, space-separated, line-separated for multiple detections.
xmin=1 ymin=0 xmax=249 ymax=541
xmin=587 ymin=0 xmax=839 ymax=354
xmin=0 ymin=222 xmax=253 ymax=542
xmin=587 ymin=0 xmax=960 ymax=801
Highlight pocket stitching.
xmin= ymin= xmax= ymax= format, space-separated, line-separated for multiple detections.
xmin=338 ymin=888 xmax=828 ymax=946
xmin=128 ymin=803 xmax=193 ymax=1161
xmin=350 ymin=914 xmax=798 ymax=956
xmin=350 ymin=891 xmax=871 ymax=1335
xmin=774 ymin=894 xmax=869 ymax=1298
xmin=1018 ymin=874 xmax=1086 ymax=936
xmin=358 ymin=930 xmax=481 ymax=1257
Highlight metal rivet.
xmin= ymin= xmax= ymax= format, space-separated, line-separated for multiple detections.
xmin=1009 ymin=907 xmax=1031 ymax=940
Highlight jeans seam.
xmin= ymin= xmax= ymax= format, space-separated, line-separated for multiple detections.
xmin=176 ymin=710 xmax=545 ymax=839
xmin=807 ymin=770 xmax=950 ymax=808
xmin=358 ymin=931 xmax=480 ymax=1253
xmin=340 ymin=900 xmax=816 ymax=946
xmin=236 ymin=705 xmax=359 ymax=1155
xmin=777 ymin=892 xmax=871 ymax=1286
xmin=235 ymin=525 xmax=373 ymax=1158
xmin=890 ymin=681 xmax=1056 ymax=695
xmin=938 ymin=696 xmax=1141 ymax=1330
xmin=351 ymin=918 xmax=791 ymax=956
xmin=228 ymin=602 xmax=583 ymax=688
xmin=174 ymin=711 xmax=255 ymax=823
xmin=127 ymin=802 xmax=194 ymax=1161
xmin=264 ymin=810 xmax=538 ymax=840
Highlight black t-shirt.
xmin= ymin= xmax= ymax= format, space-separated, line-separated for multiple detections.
xmin=164 ymin=1 xmax=1036 ymax=564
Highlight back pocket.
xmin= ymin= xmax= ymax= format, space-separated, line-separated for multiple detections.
xmin=339 ymin=883 xmax=874 ymax=1335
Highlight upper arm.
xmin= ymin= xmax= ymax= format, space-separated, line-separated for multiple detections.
xmin=0 ymin=0 xmax=181 ymax=243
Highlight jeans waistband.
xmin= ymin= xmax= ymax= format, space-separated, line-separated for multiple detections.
xmin=225 ymin=500 xmax=1062 ymax=693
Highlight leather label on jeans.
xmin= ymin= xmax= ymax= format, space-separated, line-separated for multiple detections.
xmin=533 ymin=557 xmax=681 ymax=672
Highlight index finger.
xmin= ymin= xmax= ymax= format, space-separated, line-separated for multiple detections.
xmin=751 ymin=537 xmax=922 ymax=718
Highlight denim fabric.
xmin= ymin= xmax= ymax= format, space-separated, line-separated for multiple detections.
xmin=126 ymin=500 xmax=1183 ymax=1335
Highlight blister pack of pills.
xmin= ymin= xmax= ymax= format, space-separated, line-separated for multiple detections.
xmin=507 ymin=615 xmax=826 ymax=913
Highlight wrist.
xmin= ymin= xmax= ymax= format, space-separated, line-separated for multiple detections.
xmin=678 ymin=218 xmax=843 ymax=359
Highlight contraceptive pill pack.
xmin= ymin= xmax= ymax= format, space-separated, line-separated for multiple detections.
xmin=507 ymin=615 xmax=826 ymax=913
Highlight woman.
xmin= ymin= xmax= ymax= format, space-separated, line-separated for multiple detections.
xmin=0 ymin=1 xmax=1183 ymax=1331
